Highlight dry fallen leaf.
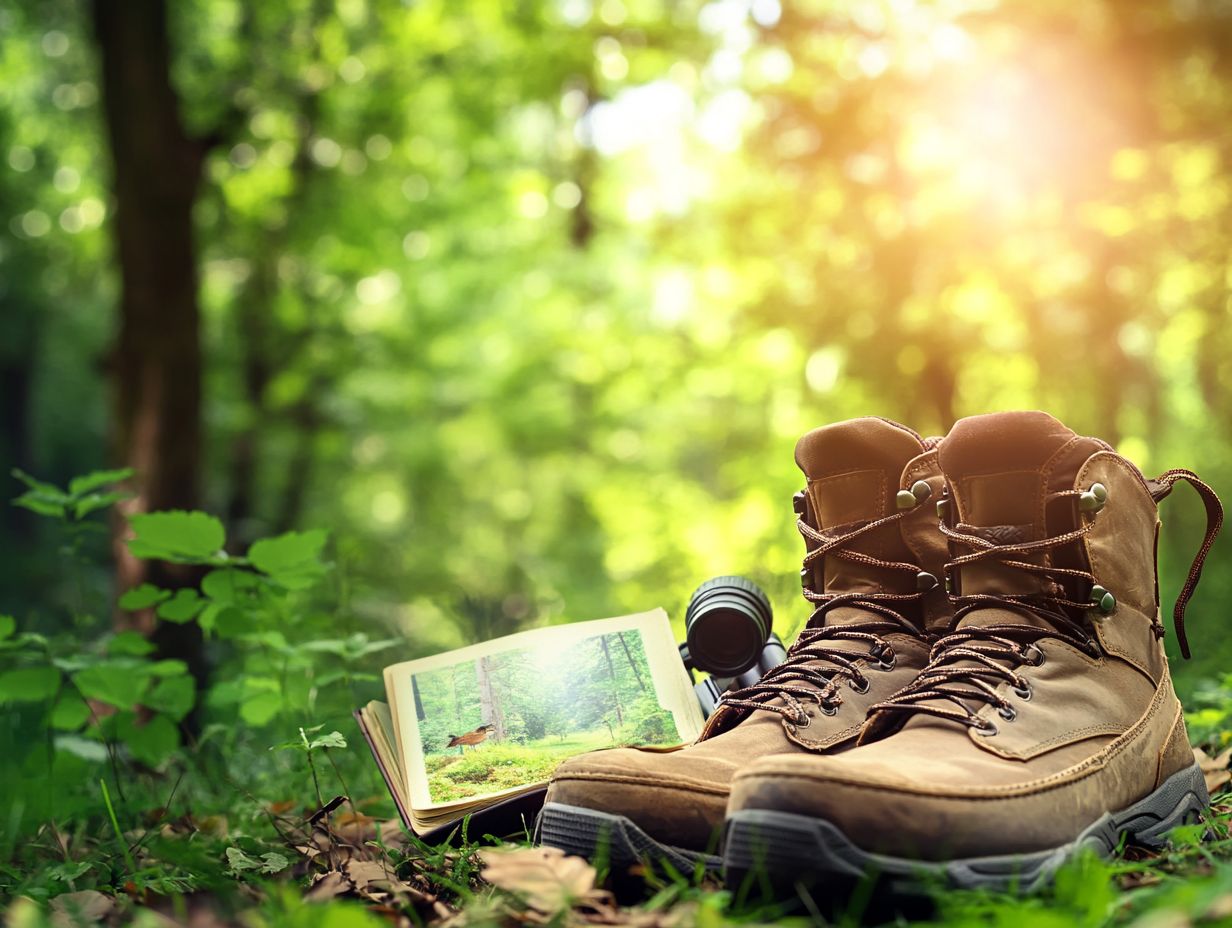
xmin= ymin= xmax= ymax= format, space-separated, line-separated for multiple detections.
xmin=1194 ymin=747 xmax=1232 ymax=794
xmin=304 ymin=871 xmax=348 ymax=902
xmin=50 ymin=890 xmax=115 ymax=927
xmin=478 ymin=846 xmax=607 ymax=913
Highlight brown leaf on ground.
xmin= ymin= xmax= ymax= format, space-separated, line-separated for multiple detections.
xmin=304 ymin=871 xmax=349 ymax=902
xmin=1194 ymin=747 xmax=1232 ymax=794
xmin=1205 ymin=894 xmax=1232 ymax=920
xmin=478 ymin=846 xmax=610 ymax=914
xmin=336 ymin=811 xmax=377 ymax=828
xmin=303 ymin=855 xmax=442 ymax=917
xmin=50 ymin=890 xmax=115 ymax=926
xmin=194 ymin=815 xmax=229 ymax=837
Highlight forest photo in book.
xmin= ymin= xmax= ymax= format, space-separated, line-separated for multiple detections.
xmin=413 ymin=630 xmax=677 ymax=804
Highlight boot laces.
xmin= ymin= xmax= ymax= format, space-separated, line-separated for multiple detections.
xmin=870 ymin=469 xmax=1223 ymax=732
xmin=722 ymin=507 xmax=929 ymax=725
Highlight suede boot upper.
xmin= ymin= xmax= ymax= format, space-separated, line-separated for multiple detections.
xmin=729 ymin=411 xmax=1223 ymax=861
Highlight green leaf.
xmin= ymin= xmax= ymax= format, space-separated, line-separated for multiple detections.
xmin=73 ymin=491 xmax=129 ymax=520
xmin=201 ymin=568 xmax=262 ymax=603
xmin=68 ymin=468 xmax=134 ymax=496
xmin=50 ymin=693 xmax=92 ymax=730
xmin=212 ymin=607 xmax=250 ymax=639
xmin=144 ymin=676 xmax=195 ymax=720
xmin=239 ymin=691 xmax=282 ymax=726
xmin=156 ymin=589 xmax=205 ymax=623
xmin=225 ymin=847 xmax=291 ymax=876
xmin=0 ymin=615 xmax=15 ymax=639
xmin=54 ymin=734 xmax=108 ymax=763
xmin=127 ymin=511 xmax=226 ymax=563
xmin=11 ymin=469 xmax=66 ymax=498
xmin=118 ymin=584 xmax=171 ymax=610
xmin=117 ymin=712 xmax=179 ymax=766
xmin=107 ymin=631 xmax=155 ymax=656
xmin=308 ymin=731 xmax=347 ymax=750
xmin=225 ymin=847 xmax=260 ymax=873
xmin=249 ymin=529 xmax=328 ymax=589
xmin=72 ymin=663 xmax=150 ymax=709
xmin=146 ymin=659 xmax=188 ymax=677
xmin=12 ymin=493 xmax=67 ymax=518
xmin=258 ymin=851 xmax=290 ymax=874
xmin=0 ymin=666 xmax=60 ymax=703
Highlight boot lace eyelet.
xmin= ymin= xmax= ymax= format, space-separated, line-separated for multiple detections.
xmin=819 ymin=702 xmax=839 ymax=717
xmin=998 ymin=704 xmax=1017 ymax=721
xmin=850 ymin=676 xmax=870 ymax=695
xmin=1020 ymin=644 xmax=1045 ymax=667
xmin=974 ymin=718 xmax=998 ymax=737
xmin=1012 ymin=681 xmax=1033 ymax=700
xmin=874 ymin=650 xmax=897 ymax=671
xmin=794 ymin=712 xmax=811 ymax=729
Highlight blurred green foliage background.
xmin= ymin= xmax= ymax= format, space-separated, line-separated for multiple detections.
xmin=2 ymin=0 xmax=1230 ymax=689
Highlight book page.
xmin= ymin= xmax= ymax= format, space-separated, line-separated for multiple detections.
xmin=383 ymin=608 xmax=703 ymax=813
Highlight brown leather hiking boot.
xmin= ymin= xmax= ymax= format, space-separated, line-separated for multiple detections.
xmin=538 ymin=417 xmax=953 ymax=870
xmin=725 ymin=410 xmax=1224 ymax=891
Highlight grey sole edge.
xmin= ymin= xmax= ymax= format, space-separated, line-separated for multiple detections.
xmin=537 ymin=802 xmax=722 ymax=874
xmin=723 ymin=762 xmax=1209 ymax=892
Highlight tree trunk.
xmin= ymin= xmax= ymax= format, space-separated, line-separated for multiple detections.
xmin=92 ymin=0 xmax=208 ymax=710
xmin=475 ymin=656 xmax=506 ymax=740
xmin=616 ymin=632 xmax=647 ymax=693
xmin=600 ymin=636 xmax=624 ymax=726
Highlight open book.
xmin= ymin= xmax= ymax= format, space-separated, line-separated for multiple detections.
xmin=355 ymin=608 xmax=705 ymax=837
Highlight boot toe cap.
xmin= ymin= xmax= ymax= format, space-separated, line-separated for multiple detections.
xmin=728 ymin=751 xmax=1068 ymax=862
xmin=546 ymin=747 xmax=732 ymax=851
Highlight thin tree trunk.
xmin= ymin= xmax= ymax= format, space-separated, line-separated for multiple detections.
xmin=92 ymin=0 xmax=208 ymax=714
xmin=600 ymin=636 xmax=623 ymax=726
xmin=616 ymin=632 xmax=647 ymax=693
xmin=475 ymin=656 xmax=506 ymax=740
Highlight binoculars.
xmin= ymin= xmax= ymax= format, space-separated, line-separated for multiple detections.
xmin=678 ymin=575 xmax=787 ymax=717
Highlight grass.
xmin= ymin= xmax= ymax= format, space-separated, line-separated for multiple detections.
xmin=424 ymin=728 xmax=622 ymax=803
xmin=7 ymin=782 xmax=1232 ymax=928
xmin=5 ymin=726 xmax=1232 ymax=927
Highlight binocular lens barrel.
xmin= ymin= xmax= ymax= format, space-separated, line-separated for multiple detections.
xmin=684 ymin=575 xmax=774 ymax=676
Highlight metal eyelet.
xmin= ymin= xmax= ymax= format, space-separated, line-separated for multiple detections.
xmin=974 ymin=719 xmax=998 ymax=737
xmin=819 ymin=702 xmax=839 ymax=717
xmin=849 ymin=676 xmax=870 ymax=695
xmin=874 ymin=649 xmax=897 ymax=671
xmin=1012 ymin=680 xmax=1032 ymax=700
xmin=998 ymin=704 xmax=1017 ymax=721
xmin=794 ymin=712 xmax=811 ymax=729
xmin=1020 ymin=643 xmax=1045 ymax=667
xmin=1079 ymin=482 xmax=1108 ymax=513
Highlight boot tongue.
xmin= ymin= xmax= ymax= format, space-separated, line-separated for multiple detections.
xmin=795 ymin=418 xmax=926 ymax=626
xmin=938 ymin=411 xmax=1103 ymax=624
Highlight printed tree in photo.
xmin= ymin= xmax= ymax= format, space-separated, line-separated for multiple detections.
xmin=617 ymin=632 xmax=648 ymax=694
xmin=475 ymin=654 xmax=506 ymax=741
xmin=598 ymin=635 xmax=624 ymax=727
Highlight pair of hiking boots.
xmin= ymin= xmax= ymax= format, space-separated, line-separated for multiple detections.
xmin=538 ymin=411 xmax=1224 ymax=890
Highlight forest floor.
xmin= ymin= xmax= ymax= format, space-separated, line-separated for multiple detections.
xmin=11 ymin=750 xmax=1232 ymax=928
xmin=424 ymin=729 xmax=618 ymax=802
xmin=7 ymin=729 xmax=1232 ymax=928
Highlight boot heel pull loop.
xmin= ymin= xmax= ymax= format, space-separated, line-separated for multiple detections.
xmin=1152 ymin=468 xmax=1224 ymax=660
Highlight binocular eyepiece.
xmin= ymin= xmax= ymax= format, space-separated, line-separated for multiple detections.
xmin=679 ymin=575 xmax=787 ymax=717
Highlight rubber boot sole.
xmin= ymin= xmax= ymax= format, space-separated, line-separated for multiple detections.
xmin=538 ymin=802 xmax=721 ymax=873
xmin=724 ymin=762 xmax=1209 ymax=893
